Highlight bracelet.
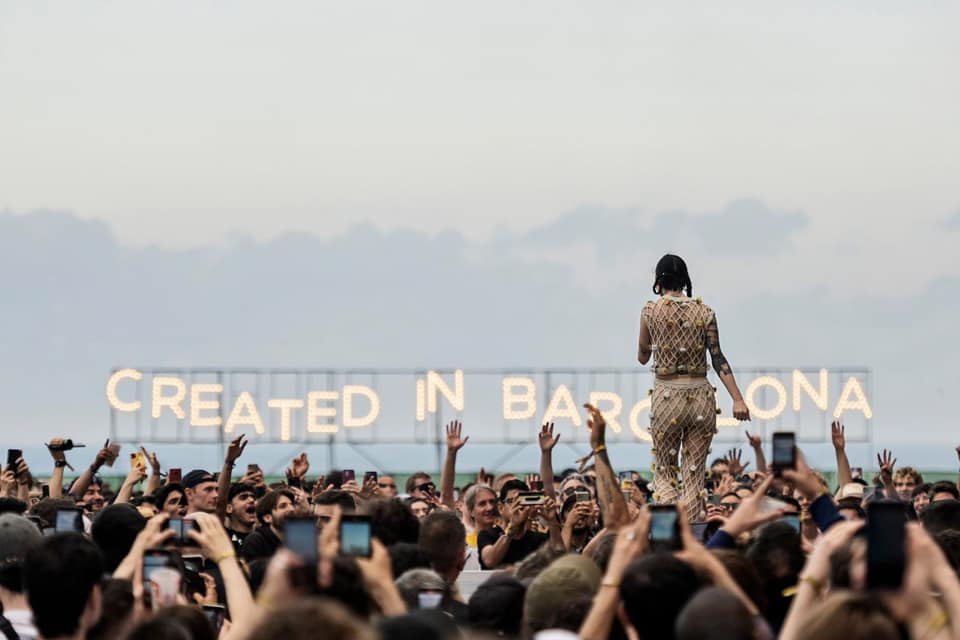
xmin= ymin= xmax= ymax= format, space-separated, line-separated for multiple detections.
xmin=800 ymin=574 xmax=823 ymax=596
xmin=214 ymin=551 xmax=236 ymax=565
xmin=593 ymin=445 xmax=607 ymax=454
xmin=926 ymin=609 xmax=948 ymax=636
xmin=255 ymin=592 xmax=275 ymax=610
xmin=600 ymin=580 xmax=620 ymax=589
xmin=54 ymin=460 xmax=68 ymax=468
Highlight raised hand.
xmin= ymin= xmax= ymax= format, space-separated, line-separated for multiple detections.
xmin=47 ymin=438 xmax=67 ymax=463
xmin=140 ymin=446 xmax=161 ymax=475
xmin=583 ymin=404 xmax=606 ymax=450
xmin=877 ymin=449 xmax=896 ymax=485
xmin=745 ymin=431 xmax=762 ymax=449
xmin=445 ymin=420 xmax=469 ymax=452
xmin=725 ymin=448 xmax=750 ymax=477
xmin=94 ymin=439 xmax=120 ymax=469
xmin=290 ymin=452 xmax=309 ymax=479
xmin=716 ymin=475 xmax=784 ymax=537
xmin=831 ymin=421 xmax=846 ymax=451
xmin=226 ymin=435 xmax=248 ymax=465
xmin=538 ymin=422 xmax=560 ymax=452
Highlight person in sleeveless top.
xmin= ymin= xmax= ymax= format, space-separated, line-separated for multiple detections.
xmin=638 ymin=254 xmax=750 ymax=520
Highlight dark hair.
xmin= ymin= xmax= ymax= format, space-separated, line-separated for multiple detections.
xmin=316 ymin=557 xmax=372 ymax=620
xmin=499 ymin=479 xmax=530 ymax=503
xmin=709 ymin=550 xmax=767 ymax=613
xmin=87 ymin=579 xmax=136 ymax=640
xmin=675 ymin=586 xmax=754 ymax=640
xmin=514 ymin=544 xmax=569 ymax=581
xmin=247 ymin=599 xmax=374 ymax=640
xmin=387 ymin=542 xmax=431 ymax=579
xmin=545 ymin=593 xmax=594 ymax=634
xmin=620 ymin=554 xmax=701 ymax=640
xmin=125 ymin=618 xmax=193 ymax=640
xmin=931 ymin=481 xmax=960 ymax=501
xmin=255 ymin=489 xmax=295 ymax=526
xmin=920 ymin=500 xmax=960 ymax=535
xmin=313 ymin=490 xmax=357 ymax=512
xmin=405 ymin=472 xmax=431 ymax=494
xmin=91 ymin=503 xmax=147 ymax=572
xmin=153 ymin=605 xmax=217 ymax=640
xmin=746 ymin=521 xmax=805 ymax=629
xmin=586 ymin=531 xmax=618 ymax=573
xmin=28 ymin=496 xmax=78 ymax=528
xmin=0 ymin=497 xmax=27 ymax=516
xmin=360 ymin=498 xmax=419 ymax=546
xmin=653 ymin=254 xmax=693 ymax=297
xmin=912 ymin=482 xmax=933 ymax=499
xmin=934 ymin=529 xmax=960 ymax=577
xmin=153 ymin=483 xmax=185 ymax=509
xmin=24 ymin=532 xmax=105 ymax=639
xmin=418 ymin=510 xmax=467 ymax=577
xmin=468 ymin=573 xmax=527 ymax=637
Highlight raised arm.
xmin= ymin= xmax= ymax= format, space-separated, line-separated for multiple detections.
xmin=440 ymin=421 xmax=468 ymax=508
xmin=877 ymin=449 xmax=898 ymax=500
xmin=831 ymin=421 xmax=852 ymax=488
xmin=584 ymin=404 xmax=629 ymax=528
xmin=141 ymin=447 xmax=162 ymax=496
xmin=705 ymin=314 xmax=750 ymax=421
xmin=69 ymin=440 xmax=118 ymax=499
xmin=46 ymin=438 xmax=68 ymax=498
xmin=745 ymin=431 xmax=766 ymax=474
xmin=217 ymin=435 xmax=247 ymax=521
xmin=538 ymin=422 xmax=560 ymax=500
xmin=114 ymin=464 xmax=147 ymax=505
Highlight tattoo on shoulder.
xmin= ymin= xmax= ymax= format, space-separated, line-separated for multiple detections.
xmin=705 ymin=318 xmax=733 ymax=376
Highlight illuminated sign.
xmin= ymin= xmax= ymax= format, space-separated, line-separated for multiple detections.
xmin=107 ymin=367 xmax=872 ymax=446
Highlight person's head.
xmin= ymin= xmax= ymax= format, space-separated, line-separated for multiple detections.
xmin=675 ymin=586 xmax=754 ymax=640
xmin=256 ymin=489 xmax=295 ymax=533
xmin=313 ymin=490 xmax=356 ymax=529
xmin=154 ymin=483 xmax=188 ymax=517
xmin=147 ymin=604 xmax=217 ymax=640
xmin=493 ymin=473 xmax=518 ymax=492
xmin=468 ymin=573 xmax=526 ymax=637
xmin=524 ymin=554 xmax=601 ymax=633
xmin=28 ymin=497 xmax=78 ymax=529
xmin=653 ymin=254 xmax=693 ymax=297
xmin=709 ymin=458 xmax=729 ymax=476
xmin=464 ymin=484 xmax=498 ymax=530
xmin=405 ymin=472 xmax=434 ymax=498
xmin=361 ymin=498 xmax=420 ymax=546
xmin=746 ymin=521 xmax=805 ymax=629
xmin=930 ymin=480 xmax=960 ymax=503
xmin=912 ymin=483 xmax=932 ymax=513
xmin=720 ymin=492 xmax=741 ymax=515
xmin=710 ymin=549 xmax=766 ymax=613
xmin=734 ymin=486 xmax=753 ymax=500
xmin=920 ymin=499 xmax=960 ymax=535
xmin=837 ymin=498 xmax=866 ymax=521
xmin=620 ymin=554 xmax=701 ymax=640
xmin=418 ymin=510 xmax=467 ymax=581
xmin=80 ymin=476 xmax=106 ymax=512
xmin=799 ymin=592 xmax=901 ymax=640
xmin=377 ymin=475 xmax=398 ymax=498
xmin=87 ymin=579 xmax=137 ymax=640
xmin=498 ymin=479 xmax=530 ymax=524
xmin=226 ymin=482 xmax=258 ymax=528
xmin=394 ymin=568 xmax=449 ymax=612
xmin=247 ymin=595 xmax=375 ymax=640
xmin=182 ymin=470 xmax=219 ymax=514
xmin=0 ymin=496 xmax=27 ymax=516
xmin=892 ymin=467 xmax=923 ymax=501
xmin=90 ymin=503 xmax=147 ymax=573
xmin=935 ymin=529 xmax=960 ymax=578
xmin=0 ymin=513 xmax=42 ymax=597
xmin=514 ymin=543 xmax=569 ymax=582
xmin=407 ymin=498 xmax=431 ymax=520
xmin=388 ymin=542 xmax=431 ymax=580
xmin=24 ymin=532 xmax=105 ymax=639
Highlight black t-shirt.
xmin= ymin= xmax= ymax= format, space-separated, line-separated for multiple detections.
xmin=226 ymin=526 xmax=250 ymax=554
xmin=477 ymin=526 xmax=548 ymax=570
xmin=240 ymin=525 xmax=281 ymax=561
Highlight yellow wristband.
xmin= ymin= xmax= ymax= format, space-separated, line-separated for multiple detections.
xmin=214 ymin=551 xmax=236 ymax=565
xmin=799 ymin=575 xmax=823 ymax=596
xmin=594 ymin=445 xmax=607 ymax=454
xmin=601 ymin=580 xmax=619 ymax=589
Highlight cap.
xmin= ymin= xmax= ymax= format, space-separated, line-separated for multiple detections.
xmin=524 ymin=554 xmax=601 ymax=631
xmin=0 ymin=514 xmax=42 ymax=563
xmin=182 ymin=470 xmax=216 ymax=490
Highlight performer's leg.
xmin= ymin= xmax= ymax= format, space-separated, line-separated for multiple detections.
xmin=650 ymin=384 xmax=682 ymax=505
xmin=680 ymin=384 xmax=717 ymax=521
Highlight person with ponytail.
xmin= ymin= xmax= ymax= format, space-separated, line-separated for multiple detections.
xmin=638 ymin=254 xmax=750 ymax=520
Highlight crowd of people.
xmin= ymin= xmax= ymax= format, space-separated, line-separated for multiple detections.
xmin=1 ymin=416 xmax=960 ymax=640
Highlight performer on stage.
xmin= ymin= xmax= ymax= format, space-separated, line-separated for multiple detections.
xmin=638 ymin=254 xmax=750 ymax=520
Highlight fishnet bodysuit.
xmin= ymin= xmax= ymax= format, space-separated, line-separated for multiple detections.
xmin=642 ymin=296 xmax=718 ymax=521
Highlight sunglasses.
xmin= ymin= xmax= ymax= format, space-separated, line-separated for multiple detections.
xmin=378 ymin=482 xmax=397 ymax=489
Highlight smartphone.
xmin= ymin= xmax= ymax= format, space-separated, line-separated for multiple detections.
xmin=418 ymin=591 xmax=443 ymax=609
xmin=340 ymin=514 xmax=372 ymax=557
xmin=851 ymin=467 xmax=863 ymax=480
xmin=363 ymin=471 xmax=378 ymax=485
xmin=105 ymin=442 xmax=121 ymax=467
xmin=575 ymin=490 xmax=592 ymax=503
xmin=130 ymin=451 xmax=146 ymax=470
xmin=284 ymin=517 xmax=319 ymax=563
xmin=708 ymin=495 xmax=723 ymax=506
xmin=771 ymin=432 xmax=796 ymax=475
xmin=516 ymin=491 xmax=546 ymax=506
xmin=181 ymin=554 xmax=207 ymax=597
xmin=55 ymin=507 xmax=84 ymax=533
xmin=202 ymin=604 xmax=226 ymax=633
xmin=783 ymin=514 xmax=802 ymax=533
xmin=342 ymin=469 xmax=356 ymax=484
xmin=167 ymin=517 xmax=197 ymax=545
xmin=619 ymin=471 xmax=634 ymax=491
xmin=142 ymin=548 xmax=181 ymax=592
xmin=41 ymin=484 xmax=50 ymax=499
xmin=247 ymin=464 xmax=260 ymax=475
xmin=649 ymin=505 xmax=681 ymax=552
xmin=867 ymin=500 xmax=906 ymax=590
xmin=168 ymin=468 xmax=182 ymax=484
xmin=690 ymin=521 xmax=709 ymax=542
xmin=6 ymin=449 xmax=22 ymax=471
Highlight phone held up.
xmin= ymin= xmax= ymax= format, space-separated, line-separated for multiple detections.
xmin=55 ymin=507 xmax=85 ymax=533
xmin=866 ymin=500 xmax=906 ymax=590
xmin=340 ymin=514 xmax=372 ymax=558
xmin=771 ymin=432 xmax=796 ymax=476
xmin=649 ymin=505 xmax=682 ymax=552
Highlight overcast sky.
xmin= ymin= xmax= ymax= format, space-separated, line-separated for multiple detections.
xmin=1 ymin=3 xmax=958 ymax=470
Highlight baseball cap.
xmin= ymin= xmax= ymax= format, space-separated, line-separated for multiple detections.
xmin=524 ymin=554 xmax=601 ymax=631
xmin=182 ymin=470 xmax=216 ymax=490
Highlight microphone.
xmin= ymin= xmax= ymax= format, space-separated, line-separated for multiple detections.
xmin=45 ymin=440 xmax=86 ymax=452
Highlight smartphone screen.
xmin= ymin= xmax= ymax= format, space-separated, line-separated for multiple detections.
xmin=342 ymin=469 xmax=356 ymax=484
xmin=340 ymin=515 xmax=372 ymax=557
xmin=363 ymin=471 xmax=378 ymax=485
xmin=782 ymin=514 xmax=802 ymax=533
xmin=517 ymin=491 xmax=546 ymax=506
xmin=167 ymin=518 xmax=196 ymax=545
xmin=690 ymin=521 xmax=709 ymax=542
xmin=575 ymin=490 xmax=592 ymax=503
xmin=203 ymin=605 xmax=226 ymax=633
xmin=867 ymin=501 xmax=906 ymax=590
xmin=649 ymin=506 xmax=681 ymax=551
xmin=168 ymin=468 xmax=182 ymax=484
xmin=55 ymin=508 xmax=84 ymax=533
xmin=142 ymin=549 xmax=174 ymax=590
xmin=771 ymin=432 xmax=796 ymax=473
xmin=247 ymin=464 xmax=260 ymax=475
xmin=6 ymin=449 xmax=22 ymax=470
xmin=284 ymin=518 xmax=319 ymax=563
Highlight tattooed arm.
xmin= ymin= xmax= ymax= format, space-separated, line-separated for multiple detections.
xmin=584 ymin=404 xmax=630 ymax=528
xmin=705 ymin=313 xmax=750 ymax=421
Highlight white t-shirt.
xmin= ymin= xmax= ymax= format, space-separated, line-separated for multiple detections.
xmin=3 ymin=609 xmax=39 ymax=640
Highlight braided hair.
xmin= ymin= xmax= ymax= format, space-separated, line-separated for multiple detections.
xmin=652 ymin=254 xmax=693 ymax=297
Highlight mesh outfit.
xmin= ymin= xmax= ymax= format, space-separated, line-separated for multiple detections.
xmin=641 ymin=296 xmax=718 ymax=521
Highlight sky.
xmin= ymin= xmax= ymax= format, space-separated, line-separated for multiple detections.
xmin=1 ymin=2 xmax=959 ymax=472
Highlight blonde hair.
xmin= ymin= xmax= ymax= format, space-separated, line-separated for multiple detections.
xmin=800 ymin=592 xmax=900 ymax=640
